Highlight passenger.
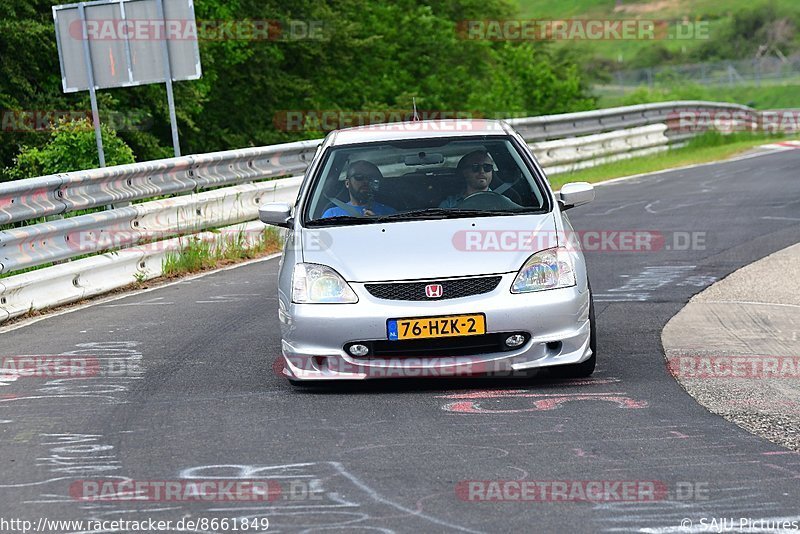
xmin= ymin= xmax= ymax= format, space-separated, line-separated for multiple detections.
xmin=321 ymin=161 xmax=396 ymax=218
xmin=439 ymin=150 xmax=494 ymax=208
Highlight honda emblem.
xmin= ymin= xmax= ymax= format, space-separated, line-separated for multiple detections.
xmin=425 ymin=284 xmax=443 ymax=298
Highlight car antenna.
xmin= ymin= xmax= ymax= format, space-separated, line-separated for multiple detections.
xmin=412 ymin=97 xmax=420 ymax=122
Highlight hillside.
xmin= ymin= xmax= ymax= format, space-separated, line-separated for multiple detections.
xmin=516 ymin=0 xmax=798 ymax=20
xmin=512 ymin=0 xmax=800 ymax=109
xmin=514 ymin=0 xmax=800 ymax=65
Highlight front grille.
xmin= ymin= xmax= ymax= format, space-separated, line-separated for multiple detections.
xmin=365 ymin=276 xmax=502 ymax=301
xmin=345 ymin=332 xmax=529 ymax=358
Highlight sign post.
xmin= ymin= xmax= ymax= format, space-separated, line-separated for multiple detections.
xmin=156 ymin=0 xmax=181 ymax=156
xmin=77 ymin=2 xmax=105 ymax=166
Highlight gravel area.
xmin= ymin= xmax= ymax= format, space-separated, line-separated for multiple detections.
xmin=663 ymin=243 xmax=800 ymax=451
xmin=694 ymin=243 xmax=800 ymax=306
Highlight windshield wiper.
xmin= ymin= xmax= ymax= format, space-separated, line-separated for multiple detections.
xmin=375 ymin=208 xmax=520 ymax=221
xmin=306 ymin=215 xmax=373 ymax=227
xmin=308 ymin=208 xmax=539 ymax=225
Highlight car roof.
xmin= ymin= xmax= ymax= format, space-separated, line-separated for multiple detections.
xmin=328 ymin=119 xmax=514 ymax=146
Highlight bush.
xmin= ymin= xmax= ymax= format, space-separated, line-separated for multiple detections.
xmin=629 ymin=44 xmax=676 ymax=70
xmin=7 ymin=118 xmax=135 ymax=179
xmin=691 ymin=4 xmax=798 ymax=62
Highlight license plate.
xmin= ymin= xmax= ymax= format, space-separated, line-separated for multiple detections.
xmin=387 ymin=314 xmax=486 ymax=341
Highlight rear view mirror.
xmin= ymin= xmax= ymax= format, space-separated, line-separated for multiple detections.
xmin=404 ymin=152 xmax=445 ymax=166
xmin=559 ymin=182 xmax=594 ymax=210
xmin=258 ymin=202 xmax=293 ymax=227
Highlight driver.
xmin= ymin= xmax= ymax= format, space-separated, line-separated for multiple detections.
xmin=439 ymin=150 xmax=494 ymax=208
xmin=321 ymin=160 xmax=396 ymax=218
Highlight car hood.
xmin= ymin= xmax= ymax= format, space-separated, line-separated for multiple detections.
xmin=300 ymin=213 xmax=558 ymax=282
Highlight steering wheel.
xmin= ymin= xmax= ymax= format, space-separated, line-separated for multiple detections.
xmin=455 ymin=191 xmax=522 ymax=210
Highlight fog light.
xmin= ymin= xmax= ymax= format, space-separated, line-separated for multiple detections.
xmin=505 ymin=334 xmax=525 ymax=348
xmin=348 ymin=344 xmax=369 ymax=357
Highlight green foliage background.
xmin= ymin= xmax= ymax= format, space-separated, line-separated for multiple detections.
xmin=0 ymin=0 xmax=595 ymax=178
xmin=515 ymin=0 xmax=800 ymax=71
xmin=8 ymin=119 xmax=135 ymax=179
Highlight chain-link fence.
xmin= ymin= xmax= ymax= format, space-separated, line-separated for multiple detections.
xmin=597 ymin=55 xmax=800 ymax=93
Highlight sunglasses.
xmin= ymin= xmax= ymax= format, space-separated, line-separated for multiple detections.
xmin=348 ymin=174 xmax=377 ymax=182
xmin=469 ymin=163 xmax=494 ymax=173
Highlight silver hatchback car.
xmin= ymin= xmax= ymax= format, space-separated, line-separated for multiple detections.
xmin=259 ymin=120 xmax=596 ymax=383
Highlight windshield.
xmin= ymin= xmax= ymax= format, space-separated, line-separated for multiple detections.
xmin=304 ymin=137 xmax=548 ymax=226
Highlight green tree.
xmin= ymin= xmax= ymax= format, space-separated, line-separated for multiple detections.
xmin=0 ymin=0 xmax=170 ymax=168
xmin=1 ymin=0 xmax=595 ymax=170
xmin=692 ymin=3 xmax=798 ymax=61
xmin=8 ymin=119 xmax=135 ymax=179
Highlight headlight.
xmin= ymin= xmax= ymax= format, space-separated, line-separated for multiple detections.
xmin=511 ymin=247 xmax=576 ymax=293
xmin=292 ymin=263 xmax=358 ymax=303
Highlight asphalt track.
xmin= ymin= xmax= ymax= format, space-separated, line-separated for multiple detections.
xmin=1 ymin=149 xmax=799 ymax=534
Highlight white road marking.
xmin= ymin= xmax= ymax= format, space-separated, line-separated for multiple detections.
xmin=331 ymin=462 xmax=484 ymax=534
xmin=594 ymin=266 xmax=697 ymax=302
xmin=701 ymin=300 xmax=800 ymax=309
xmin=644 ymin=200 xmax=708 ymax=215
xmin=195 ymin=294 xmax=260 ymax=304
xmin=762 ymin=216 xmax=800 ymax=222
xmin=100 ymin=297 xmax=173 ymax=308
xmin=585 ymin=201 xmax=647 ymax=216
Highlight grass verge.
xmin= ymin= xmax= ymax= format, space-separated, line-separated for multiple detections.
xmin=161 ymin=226 xmax=283 ymax=278
xmin=549 ymin=132 xmax=792 ymax=188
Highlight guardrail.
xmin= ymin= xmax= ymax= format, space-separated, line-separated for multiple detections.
xmin=0 ymin=140 xmax=318 ymax=225
xmin=531 ymin=124 xmax=670 ymax=174
xmin=0 ymin=179 xmax=302 ymax=273
xmin=506 ymin=100 xmax=759 ymax=141
xmin=0 ymin=220 xmax=269 ymax=322
xmin=0 ymin=100 xmax=781 ymax=322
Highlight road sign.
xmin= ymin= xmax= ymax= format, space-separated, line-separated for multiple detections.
xmin=53 ymin=0 xmax=202 ymax=163
xmin=53 ymin=0 xmax=201 ymax=92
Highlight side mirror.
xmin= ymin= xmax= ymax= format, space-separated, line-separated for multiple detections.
xmin=258 ymin=202 xmax=293 ymax=228
xmin=558 ymin=182 xmax=594 ymax=210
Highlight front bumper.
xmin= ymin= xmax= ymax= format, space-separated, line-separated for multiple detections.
xmin=279 ymin=273 xmax=592 ymax=381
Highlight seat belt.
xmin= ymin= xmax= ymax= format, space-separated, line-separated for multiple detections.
xmin=494 ymin=180 xmax=517 ymax=195
xmin=494 ymin=170 xmax=523 ymax=195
